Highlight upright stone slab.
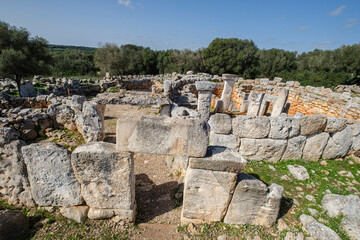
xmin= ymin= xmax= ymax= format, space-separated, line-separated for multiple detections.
xmin=22 ymin=143 xmax=82 ymax=207
xmin=220 ymin=74 xmax=237 ymax=111
xmin=322 ymin=126 xmax=353 ymax=159
xmin=195 ymin=81 xmax=217 ymax=120
xmin=282 ymin=136 xmax=306 ymax=160
xmin=247 ymin=91 xmax=264 ymax=116
xmin=302 ymin=132 xmax=330 ymax=160
xmin=224 ymin=173 xmax=284 ymax=227
xmin=116 ymin=115 xmax=209 ymax=157
xmin=71 ymin=142 xmax=135 ymax=221
xmin=240 ymin=99 xmax=249 ymax=113
xmin=271 ymin=88 xmax=289 ymax=116
xmin=181 ymin=168 xmax=237 ymax=224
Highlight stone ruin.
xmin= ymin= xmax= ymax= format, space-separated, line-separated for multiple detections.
xmin=0 ymin=72 xmax=360 ymax=229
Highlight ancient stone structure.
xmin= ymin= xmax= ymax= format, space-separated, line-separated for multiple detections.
xmin=195 ymin=81 xmax=216 ymax=120
xmin=218 ymin=74 xmax=237 ymax=112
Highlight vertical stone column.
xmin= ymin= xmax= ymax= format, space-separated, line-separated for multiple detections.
xmin=247 ymin=91 xmax=264 ymax=116
xmin=271 ymin=89 xmax=289 ymax=116
xmin=221 ymin=74 xmax=237 ymax=111
xmin=195 ymin=81 xmax=217 ymax=121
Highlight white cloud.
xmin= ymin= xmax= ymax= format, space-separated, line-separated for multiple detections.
xmin=118 ymin=0 xmax=133 ymax=8
xmin=329 ymin=5 xmax=347 ymax=16
xmin=296 ymin=26 xmax=308 ymax=31
xmin=344 ymin=18 xmax=358 ymax=29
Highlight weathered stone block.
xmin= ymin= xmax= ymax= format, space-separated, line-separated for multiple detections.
xmin=239 ymin=138 xmax=287 ymax=162
xmin=22 ymin=143 xmax=82 ymax=207
xmin=208 ymin=113 xmax=232 ymax=134
xmin=189 ymin=146 xmax=247 ymax=172
xmin=282 ymin=136 xmax=306 ymax=160
xmin=76 ymin=101 xmax=105 ymax=142
xmin=325 ymin=117 xmax=347 ymax=133
xmin=60 ymin=206 xmax=89 ymax=223
xmin=181 ymin=168 xmax=237 ymax=224
xmin=233 ymin=116 xmax=270 ymax=139
xmin=299 ymin=115 xmax=327 ymax=135
xmin=71 ymin=142 xmax=135 ymax=211
xmin=322 ymin=126 xmax=353 ymax=159
xmin=116 ymin=116 xmax=209 ymax=157
xmin=302 ymin=132 xmax=329 ymax=160
xmin=269 ymin=117 xmax=299 ymax=139
xmin=224 ymin=173 xmax=283 ymax=227
xmin=209 ymin=132 xmax=240 ymax=150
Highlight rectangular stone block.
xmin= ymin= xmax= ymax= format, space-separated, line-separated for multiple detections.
xmin=239 ymin=138 xmax=287 ymax=162
xmin=116 ymin=116 xmax=209 ymax=157
xmin=22 ymin=143 xmax=82 ymax=207
xmin=181 ymin=168 xmax=237 ymax=224
xmin=189 ymin=146 xmax=247 ymax=172
xmin=71 ymin=142 xmax=135 ymax=211
xmin=209 ymin=132 xmax=240 ymax=150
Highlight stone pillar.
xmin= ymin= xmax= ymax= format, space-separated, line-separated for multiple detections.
xmin=195 ymin=81 xmax=217 ymax=121
xmin=214 ymin=99 xmax=224 ymax=113
xmin=221 ymin=74 xmax=237 ymax=111
xmin=240 ymin=100 xmax=249 ymax=113
xmin=271 ymin=89 xmax=289 ymax=117
xmin=247 ymin=91 xmax=264 ymax=116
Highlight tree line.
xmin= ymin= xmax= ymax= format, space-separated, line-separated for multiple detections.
xmin=1 ymin=20 xmax=359 ymax=92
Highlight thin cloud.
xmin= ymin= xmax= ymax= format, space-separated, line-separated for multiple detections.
xmin=329 ymin=5 xmax=347 ymax=16
xmin=296 ymin=26 xmax=308 ymax=31
xmin=118 ymin=0 xmax=133 ymax=8
xmin=344 ymin=18 xmax=358 ymax=29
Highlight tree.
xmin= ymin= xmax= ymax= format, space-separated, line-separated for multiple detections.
xmin=202 ymin=38 xmax=259 ymax=78
xmin=258 ymin=48 xmax=297 ymax=79
xmin=0 ymin=21 xmax=52 ymax=96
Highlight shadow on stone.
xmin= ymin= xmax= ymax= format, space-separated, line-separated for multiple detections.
xmin=135 ymin=173 xmax=179 ymax=223
xmin=278 ymin=196 xmax=293 ymax=219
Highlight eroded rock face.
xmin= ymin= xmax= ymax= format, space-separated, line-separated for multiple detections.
xmin=208 ymin=114 xmax=232 ymax=134
xmin=47 ymin=103 xmax=77 ymax=130
xmin=71 ymin=142 xmax=135 ymax=214
xmin=76 ymin=101 xmax=105 ymax=143
xmin=233 ymin=116 xmax=270 ymax=139
xmin=269 ymin=117 xmax=300 ymax=139
xmin=116 ymin=116 xmax=209 ymax=157
xmin=181 ymin=168 xmax=237 ymax=224
xmin=224 ymin=173 xmax=283 ymax=227
xmin=239 ymin=138 xmax=287 ymax=162
xmin=22 ymin=142 xmax=82 ymax=207
xmin=0 ymin=128 xmax=35 ymax=207
xmin=325 ymin=117 xmax=348 ymax=133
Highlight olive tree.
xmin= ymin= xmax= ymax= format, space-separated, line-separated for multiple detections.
xmin=0 ymin=21 xmax=52 ymax=96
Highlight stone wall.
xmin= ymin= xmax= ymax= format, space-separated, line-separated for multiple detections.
xmin=209 ymin=113 xmax=360 ymax=162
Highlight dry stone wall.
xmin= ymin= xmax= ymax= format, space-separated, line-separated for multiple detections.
xmin=209 ymin=113 xmax=360 ymax=162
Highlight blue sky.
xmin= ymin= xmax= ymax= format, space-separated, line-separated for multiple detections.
xmin=0 ymin=0 xmax=359 ymax=52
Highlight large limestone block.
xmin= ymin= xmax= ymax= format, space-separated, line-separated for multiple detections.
xmin=233 ymin=116 xmax=270 ymax=139
xmin=322 ymin=126 xmax=353 ymax=159
xmin=22 ymin=143 xmax=82 ymax=207
xmin=299 ymin=115 xmax=327 ymax=135
xmin=325 ymin=117 xmax=347 ymax=133
xmin=300 ymin=215 xmax=341 ymax=240
xmin=195 ymin=81 xmax=217 ymax=91
xmin=208 ymin=114 xmax=232 ymax=134
xmin=271 ymin=89 xmax=289 ymax=117
xmin=76 ymin=101 xmax=105 ymax=142
xmin=116 ymin=116 xmax=209 ymax=157
xmin=71 ymin=142 xmax=135 ymax=210
xmin=282 ymin=136 xmax=306 ymax=160
xmin=224 ymin=173 xmax=284 ymax=227
xmin=239 ymin=138 xmax=287 ymax=162
xmin=269 ymin=117 xmax=300 ymax=139
xmin=181 ymin=168 xmax=237 ymax=224
xmin=302 ymin=132 xmax=329 ymax=160
xmin=47 ymin=103 xmax=77 ymax=130
xmin=189 ymin=146 xmax=247 ymax=172
xmin=247 ymin=92 xmax=264 ymax=116
xmin=209 ymin=132 xmax=240 ymax=150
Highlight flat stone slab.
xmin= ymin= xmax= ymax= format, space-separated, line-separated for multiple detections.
xmin=22 ymin=143 xmax=82 ymax=207
xmin=195 ymin=81 xmax=217 ymax=91
xmin=116 ymin=115 xmax=209 ymax=157
xmin=189 ymin=146 xmax=247 ymax=172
